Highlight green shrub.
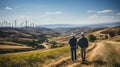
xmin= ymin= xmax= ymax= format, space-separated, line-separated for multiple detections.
xmin=48 ymin=41 xmax=57 ymax=48
xmin=105 ymin=34 xmax=109 ymax=39
xmin=108 ymin=31 xmax=115 ymax=38
xmin=88 ymin=34 xmax=96 ymax=42
xmin=48 ymin=41 xmax=65 ymax=48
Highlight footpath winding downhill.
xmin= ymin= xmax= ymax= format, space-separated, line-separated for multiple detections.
xmin=44 ymin=41 xmax=120 ymax=67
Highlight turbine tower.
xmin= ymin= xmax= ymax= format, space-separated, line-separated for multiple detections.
xmin=14 ymin=20 xmax=17 ymax=28
xmin=25 ymin=20 xmax=28 ymax=28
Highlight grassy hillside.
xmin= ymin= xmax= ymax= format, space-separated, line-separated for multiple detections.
xmin=87 ymin=41 xmax=120 ymax=67
xmin=0 ymin=27 xmax=60 ymax=52
xmin=0 ymin=26 xmax=120 ymax=67
xmin=0 ymin=47 xmax=70 ymax=67
xmin=89 ymin=26 xmax=120 ymax=40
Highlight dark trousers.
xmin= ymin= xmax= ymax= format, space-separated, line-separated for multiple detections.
xmin=70 ymin=48 xmax=77 ymax=61
xmin=81 ymin=48 xmax=86 ymax=62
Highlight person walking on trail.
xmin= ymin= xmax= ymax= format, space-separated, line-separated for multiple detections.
xmin=78 ymin=32 xmax=88 ymax=64
xmin=69 ymin=33 xmax=77 ymax=62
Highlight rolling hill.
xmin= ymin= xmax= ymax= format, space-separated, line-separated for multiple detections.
xmin=0 ymin=25 xmax=120 ymax=67
xmin=0 ymin=27 xmax=59 ymax=38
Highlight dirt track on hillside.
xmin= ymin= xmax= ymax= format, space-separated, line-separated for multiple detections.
xmin=44 ymin=41 xmax=120 ymax=67
xmin=44 ymin=42 xmax=96 ymax=67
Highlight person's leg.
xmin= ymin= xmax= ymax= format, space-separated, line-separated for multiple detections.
xmin=84 ymin=48 xmax=86 ymax=61
xmin=71 ymin=48 xmax=74 ymax=62
xmin=81 ymin=48 xmax=84 ymax=62
xmin=73 ymin=48 xmax=77 ymax=60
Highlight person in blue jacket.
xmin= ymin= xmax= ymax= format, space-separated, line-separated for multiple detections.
xmin=69 ymin=33 xmax=77 ymax=62
xmin=78 ymin=32 xmax=88 ymax=63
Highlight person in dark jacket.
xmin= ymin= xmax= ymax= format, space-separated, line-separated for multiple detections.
xmin=78 ymin=32 xmax=88 ymax=63
xmin=69 ymin=33 xmax=77 ymax=62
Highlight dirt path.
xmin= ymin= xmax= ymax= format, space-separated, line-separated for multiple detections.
xmin=68 ymin=42 xmax=102 ymax=67
xmin=67 ymin=41 xmax=120 ymax=67
xmin=45 ymin=41 xmax=120 ymax=67
xmin=66 ymin=43 xmax=98 ymax=67
xmin=45 ymin=43 xmax=97 ymax=67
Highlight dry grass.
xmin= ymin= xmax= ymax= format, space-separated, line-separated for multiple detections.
xmin=0 ymin=46 xmax=70 ymax=67
xmin=110 ymin=35 xmax=120 ymax=42
xmin=0 ymin=41 xmax=31 ymax=49
xmin=91 ymin=41 xmax=120 ymax=67
xmin=49 ymin=35 xmax=69 ymax=44
xmin=0 ymin=41 xmax=22 ymax=46
xmin=0 ymin=45 xmax=31 ymax=49
xmin=72 ymin=41 xmax=120 ymax=67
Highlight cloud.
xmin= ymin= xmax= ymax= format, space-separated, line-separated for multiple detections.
xmin=88 ymin=15 xmax=97 ymax=18
xmin=87 ymin=9 xmax=113 ymax=14
xmin=88 ymin=14 xmax=120 ymax=23
xmin=97 ymin=10 xmax=113 ymax=14
xmin=88 ymin=14 xmax=115 ymax=19
xmin=116 ymin=13 xmax=120 ymax=16
xmin=45 ymin=11 xmax=63 ymax=14
xmin=87 ymin=10 xmax=96 ymax=13
xmin=87 ymin=9 xmax=120 ymax=23
xmin=5 ymin=6 xmax=12 ymax=10
xmin=20 ymin=16 xmax=32 ymax=19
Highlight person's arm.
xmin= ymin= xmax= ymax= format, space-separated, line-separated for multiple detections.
xmin=77 ymin=39 xmax=81 ymax=46
xmin=85 ymin=38 xmax=88 ymax=48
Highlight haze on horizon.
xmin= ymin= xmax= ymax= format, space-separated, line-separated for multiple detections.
xmin=0 ymin=0 xmax=120 ymax=26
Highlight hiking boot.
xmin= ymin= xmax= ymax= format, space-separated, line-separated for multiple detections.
xmin=81 ymin=60 xmax=86 ymax=64
xmin=81 ymin=61 xmax=85 ymax=64
xmin=72 ymin=60 xmax=75 ymax=62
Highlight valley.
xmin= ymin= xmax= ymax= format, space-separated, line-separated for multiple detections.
xmin=0 ymin=25 xmax=120 ymax=67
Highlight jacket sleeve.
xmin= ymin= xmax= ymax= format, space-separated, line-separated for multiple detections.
xmin=85 ymin=38 xmax=88 ymax=47
xmin=75 ymin=38 xmax=77 ymax=44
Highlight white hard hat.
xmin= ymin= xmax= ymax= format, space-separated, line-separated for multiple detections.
xmin=81 ymin=32 xmax=84 ymax=35
xmin=71 ymin=33 xmax=75 ymax=37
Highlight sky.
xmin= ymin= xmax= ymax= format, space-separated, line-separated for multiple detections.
xmin=0 ymin=0 xmax=120 ymax=26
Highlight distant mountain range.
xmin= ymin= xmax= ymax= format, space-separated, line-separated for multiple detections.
xmin=40 ymin=24 xmax=85 ymax=28
xmin=86 ymin=22 xmax=120 ymax=28
xmin=40 ymin=22 xmax=120 ymax=28
xmin=0 ymin=22 xmax=119 ymax=37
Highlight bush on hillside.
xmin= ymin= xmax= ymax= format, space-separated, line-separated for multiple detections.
xmin=48 ymin=41 xmax=57 ymax=48
xmin=105 ymin=34 xmax=109 ymax=39
xmin=48 ymin=41 xmax=65 ymax=48
xmin=108 ymin=31 xmax=115 ymax=38
xmin=38 ymin=34 xmax=48 ymax=44
xmin=88 ymin=34 xmax=96 ymax=42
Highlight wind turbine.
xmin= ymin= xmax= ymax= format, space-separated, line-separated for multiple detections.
xmin=11 ymin=23 xmax=14 ymax=28
xmin=30 ymin=23 xmax=35 ymax=27
xmin=1 ymin=22 xmax=4 ymax=27
xmin=3 ymin=20 xmax=7 ymax=27
xmin=20 ymin=22 xmax=25 ymax=28
xmin=8 ymin=22 xmax=11 ymax=27
xmin=25 ymin=20 xmax=28 ymax=28
xmin=14 ymin=20 xmax=17 ymax=28
xmin=0 ymin=22 xmax=1 ymax=27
